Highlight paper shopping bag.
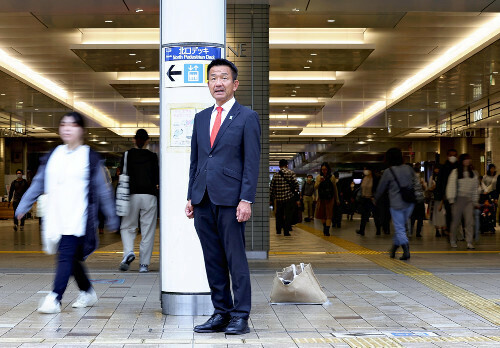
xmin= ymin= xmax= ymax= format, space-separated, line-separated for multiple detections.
xmin=270 ymin=263 xmax=327 ymax=304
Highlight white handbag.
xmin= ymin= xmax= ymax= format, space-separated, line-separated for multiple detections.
xmin=115 ymin=151 xmax=130 ymax=216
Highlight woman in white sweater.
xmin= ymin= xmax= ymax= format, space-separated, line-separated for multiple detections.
xmin=446 ymin=153 xmax=479 ymax=249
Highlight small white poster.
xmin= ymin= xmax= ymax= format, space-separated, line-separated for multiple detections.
xmin=170 ymin=108 xmax=196 ymax=147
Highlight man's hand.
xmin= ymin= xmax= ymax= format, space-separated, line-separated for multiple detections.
xmin=236 ymin=201 xmax=252 ymax=222
xmin=185 ymin=200 xmax=194 ymax=219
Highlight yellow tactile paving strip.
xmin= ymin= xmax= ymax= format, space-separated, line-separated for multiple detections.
xmin=297 ymin=223 xmax=500 ymax=326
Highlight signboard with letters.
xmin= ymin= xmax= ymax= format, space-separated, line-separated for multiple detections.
xmin=163 ymin=46 xmax=222 ymax=88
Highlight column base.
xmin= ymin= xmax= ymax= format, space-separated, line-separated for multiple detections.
xmin=161 ymin=292 xmax=213 ymax=316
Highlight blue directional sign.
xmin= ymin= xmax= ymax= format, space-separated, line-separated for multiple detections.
xmin=165 ymin=46 xmax=222 ymax=61
xmin=184 ymin=64 xmax=204 ymax=83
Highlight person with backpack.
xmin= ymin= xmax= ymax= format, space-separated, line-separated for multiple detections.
xmin=375 ymin=148 xmax=423 ymax=260
xmin=356 ymin=167 xmax=379 ymax=236
xmin=315 ymin=162 xmax=339 ymax=236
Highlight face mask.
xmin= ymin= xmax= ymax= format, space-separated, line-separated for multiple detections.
xmin=448 ymin=156 xmax=457 ymax=163
xmin=307 ymin=178 xmax=312 ymax=183
xmin=363 ymin=170 xmax=370 ymax=176
xmin=17 ymin=174 xmax=22 ymax=178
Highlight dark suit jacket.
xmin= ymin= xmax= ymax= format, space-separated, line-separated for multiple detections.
xmin=188 ymin=100 xmax=261 ymax=206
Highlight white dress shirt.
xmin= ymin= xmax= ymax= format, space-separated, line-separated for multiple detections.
xmin=209 ymin=97 xmax=236 ymax=136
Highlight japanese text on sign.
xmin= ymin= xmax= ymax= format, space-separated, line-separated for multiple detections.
xmin=165 ymin=47 xmax=222 ymax=61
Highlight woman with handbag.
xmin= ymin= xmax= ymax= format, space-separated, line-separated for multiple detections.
xmin=314 ymin=162 xmax=339 ymax=236
xmin=15 ymin=112 xmax=119 ymax=314
xmin=375 ymin=148 xmax=422 ymax=260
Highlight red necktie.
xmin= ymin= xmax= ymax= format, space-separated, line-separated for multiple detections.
xmin=210 ymin=106 xmax=223 ymax=147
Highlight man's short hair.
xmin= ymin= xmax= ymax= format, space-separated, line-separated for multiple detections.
xmin=447 ymin=148 xmax=457 ymax=156
xmin=16 ymin=169 xmax=23 ymax=174
xmin=135 ymin=128 xmax=149 ymax=141
xmin=307 ymin=174 xmax=313 ymax=178
xmin=207 ymin=58 xmax=238 ymax=80
xmin=279 ymin=159 xmax=288 ymax=167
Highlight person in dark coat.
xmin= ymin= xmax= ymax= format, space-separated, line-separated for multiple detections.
xmin=15 ymin=112 xmax=119 ymax=314
xmin=8 ymin=169 xmax=29 ymax=231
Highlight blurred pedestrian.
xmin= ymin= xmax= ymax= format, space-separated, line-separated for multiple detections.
xmin=270 ymin=159 xmax=299 ymax=235
xmin=436 ymin=149 xmax=458 ymax=234
xmin=301 ymin=174 xmax=316 ymax=222
xmin=15 ymin=112 xmax=119 ymax=314
xmin=315 ymin=162 xmax=339 ymax=236
xmin=446 ymin=153 xmax=479 ymax=249
xmin=428 ymin=166 xmax=446 ymax=236
xmin=376 ymin=148 xmax=423 ymax=260
xmin=8 ymin=169 xmax=29 ymax=231
xmin=118 ymin=129 xmax=159 ymax=273
xmin=410 ymin=164 xmax=427 ymax=237
xmin=356 ymin=167 xmax=379 ymax=236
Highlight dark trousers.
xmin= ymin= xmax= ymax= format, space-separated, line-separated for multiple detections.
xmin=275 ymin=198 xmax=294 ymax=235
xmin=359 ymin=198 xmax=374 ymax=234
xmin=410 ymin=202 xmax=425 ymax=235
xmin=53 ymin=235 xmax=91 ymax=302
xmin=194 ymin=192 xmax=251 ymax=319
xmin=444 ymin=199 xmax=452 ymax=232
xmin=12 ymin=201 xmax=25 ymax=226
xmin=332 ymin=204 xmax=342 ymax=227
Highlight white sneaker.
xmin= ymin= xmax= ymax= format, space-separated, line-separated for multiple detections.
xmin=38 ymin=292 xmax=61 ymax=314
xmin=139 ymin=264 xmax=149 ymax=273
xmin=72 ymin=288 xmax=98 ymax=308
xmin=467 ymin=243 xmax=475 ymax=250
xmin=450 ymin=242 xmax=458 ymax=248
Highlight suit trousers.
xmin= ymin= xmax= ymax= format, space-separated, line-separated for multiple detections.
xmin=450 ymin=196 xmax=474 ymax=244
xmin=194 ymin=192 xmax=251 ymax=319
xmin=53 ymin=235 xmax=91 ymax=302
xmin=303 ymin=195 xmax=314 ymax=218
xmin=120 ymin=194 xmax=157 ymax=265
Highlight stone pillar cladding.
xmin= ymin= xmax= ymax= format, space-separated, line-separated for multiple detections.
xmin=0 ymin=138 xmax=4 ymax=194
xmin=486 ymin=127 xmax=500 ymax=171
xmin=226 ymin=4 xmax=269 ymax=258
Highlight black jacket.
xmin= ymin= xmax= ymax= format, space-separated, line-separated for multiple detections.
xmin=435 ymin=160 xmax=457 ymax=201
xmin=121 ymin=148 xmax=159 ymax=196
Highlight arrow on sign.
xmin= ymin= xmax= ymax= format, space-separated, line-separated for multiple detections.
xmin=167 ymin=65 xmax=182 ymax=81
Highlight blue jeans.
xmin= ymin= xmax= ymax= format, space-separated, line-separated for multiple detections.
xmin=53 ymin=235 xmax=91 ymax=302
xmin=390 ymin=204 xmax=414 ymax=246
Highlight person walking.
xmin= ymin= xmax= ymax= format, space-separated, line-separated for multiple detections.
xmin=8 ymin=169 xmax=29 ymax=231
xmin=185 ymin=59 xmax=261 ymax=335
xmin=118 ymin=129 xmax=159 ymax=273
xmin=356 ymin=167 xmax=379 ymax=236
xmin=436 ymin=149 xmax=458 ymax=234
xmin=315 ymin=162 xmax=339 ymax=236
xmin=301 ymin=174 xmax=316 ymax=222
xmin=331 ymin=171 xmax=343 ymax=228
xmin=15 ymin=112 xmax=119 ymax=314
xmin=446 ymin=154 xmax=479 ymax=249
xmin=410 ymin=164 xmax=427 ymax=237
xmin=270 ymin=159 xmax=299 ymax=235
xmin=428 ymin=166 xmax=446 ymax=237
xmin=375 ymin=148 xmax=423 ymax=260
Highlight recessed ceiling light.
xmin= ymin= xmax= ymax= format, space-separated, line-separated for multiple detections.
xmin=373 ymin=133 xmax=376 ymax=135
xmin=135 ymin=8 xmax=143 ymax=12
xmin=434 ymin=101 xmax=439 ymax=104
xmin=398 ymin=119 xmax=402 ymax=122
xmin=470 ymin=83 xmax=475 ymax=86
xmin=310 ymin=53 xmax=317 ymax=56
xmin=282 ymin=109 xmax=286 ymax=112
xmin=18 ymin=101 xmax=23 ymax=104
xmin=409 ymin=114 xmax=413 ymax=116
xmin=291 ymin=94 xmax=296 ymax=97
xmin=34 ymin=108 xmax=38 ymax=111
xmin=139 ymin=66 xmax=146 ymax=69
xmin=292 ymin=90 xmax=297 ymax=93
xmin=420 ymin=108 xmax=425 ymax=111
xmin=154 ymin=86 xmax=159 ymax=89
xmin=357 ymin=141 xmax=366 ymax=144
xmin=105 ymin=20 xmax=113 ymax=23
xmin=295 ymin=86 xmax=300 ymax=88
xmin=307 ymin=60 xmax=312 ymax=63
xmin=380 ymin=128 xmax=384 ymax=131
xmin=129 ymin=53 xmax=136 ymax=56
xmin=320 ymin=139 xmax=327 ymax=141
xmin=136 ymin=60 xmax=142 ymax=63
xmin=99 ymin=141 xmax=108 ymax=145
xmin=327 ymin=19 xmax=335 ymax=23
xmin=292 ymin=8 xmax=300 ymax=12
xmin=0 ymin=93 xmax=5 ymax=96
xmin=48 ymin=114 xmax=52 ymax=116
xmin=367 ymin=138 xmax=375 ymax=142
xmin=451 ymin=92 xmax=456 ymax=95
xmin=304 ymin=66 xmax=310 ymax=69
xmin=497 ymin=121 xmax=499 ymax=123
xmin=493 ymin=71 xmax=498 ymax=74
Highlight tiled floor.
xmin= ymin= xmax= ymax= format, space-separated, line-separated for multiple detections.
xmin=0 ymin=217 xmax=498 ymax=347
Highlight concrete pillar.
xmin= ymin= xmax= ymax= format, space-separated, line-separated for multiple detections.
xmin=159 ymin=0 xmax=225 ymax=315
xmin=0 ymin=138 xmax=4 ymax=197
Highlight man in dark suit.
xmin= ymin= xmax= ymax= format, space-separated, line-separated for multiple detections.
xmin=185 ymin=59 xmax=261 ymax=335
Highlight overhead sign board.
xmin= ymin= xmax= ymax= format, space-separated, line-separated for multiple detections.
xmin=163 ymin=46 xmax=222 ymax=88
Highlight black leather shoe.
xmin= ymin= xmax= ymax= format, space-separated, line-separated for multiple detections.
xmin=225 ymin=317 xmax=250 ymax=335
xmin=194 ymin=313 xmax=231 ymax=333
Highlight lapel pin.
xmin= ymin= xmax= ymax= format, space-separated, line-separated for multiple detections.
xmin=229 ymin=116 xmax=233 ymax=120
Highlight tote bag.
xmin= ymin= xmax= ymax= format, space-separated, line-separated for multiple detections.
xmin=116 ymin=151 xmax=130 ymax=216
xmin=270 ymin=263 xmax=328 ymax=304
